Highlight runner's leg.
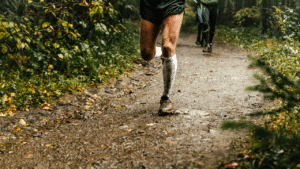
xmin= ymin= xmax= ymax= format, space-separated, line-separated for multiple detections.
xmin=196 ymin=23 xmax=204 ymax=45
xmin=140 ymin=19 xmax=162 ymax=62
xmin=208 ymin=6 xmax=218 ymax=44
xmin=161 ymin=13 xmax=183 ymax=100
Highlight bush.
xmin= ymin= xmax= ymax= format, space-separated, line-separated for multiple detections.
xmin=0 ymin=0 xmax=139 ymax=115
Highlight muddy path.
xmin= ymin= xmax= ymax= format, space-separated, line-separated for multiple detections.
xmin=0 ymin=33 xmax=266 ymax=168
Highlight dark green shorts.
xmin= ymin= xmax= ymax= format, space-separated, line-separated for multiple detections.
xmin=140 ymin=0 xmax=186 ymax=25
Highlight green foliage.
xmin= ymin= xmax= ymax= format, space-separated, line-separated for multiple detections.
xmin=234 ymin=6 xmax=260 ymax=27
xmin=217 ymin=25 xmax=300 ymax=168
xmin=0 ymin=0 xmax=139 ymax=116
xmin=271 ymin=7 xmax=300 ymax=41
xmin=233 ymin=5 xmax=300 ymax=41
xmin=181 ymin=0 xmax=198 ymax=32
xmin=109 ymin=0 xmax=140 ymax=22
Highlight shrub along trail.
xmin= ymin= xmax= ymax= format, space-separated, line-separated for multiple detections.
xmin=0 ymin=32 xmax=268 ymax=168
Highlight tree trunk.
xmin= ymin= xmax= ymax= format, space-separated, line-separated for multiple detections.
xmin=235 ymin=0 xmax=243 ymax=12
xmin=218 ymin=0 xmax=226 ymax=25
xmin=245 ymin=0 xmax=257 ymax=8
xmin=262 ymin=0 xmax=268 ymax=34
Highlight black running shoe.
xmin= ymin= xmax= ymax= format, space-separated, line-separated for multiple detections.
xmin=158 ymin=99 xmax=174 ymax=116
xmin=203 ymin=44 xmax=212 ymax=53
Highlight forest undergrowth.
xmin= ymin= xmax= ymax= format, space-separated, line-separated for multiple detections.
xmin=0 ymin=0 xmax=140 ymax=117
xmin=216 ymin=7 xmax=300 ymax=168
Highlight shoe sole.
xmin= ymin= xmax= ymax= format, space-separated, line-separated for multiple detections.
xmin=158 ymin=109 xmax=175 ymax=116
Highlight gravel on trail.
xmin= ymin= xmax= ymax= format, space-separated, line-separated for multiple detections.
xmin=0 ymin=33 xmax=267 ymax=169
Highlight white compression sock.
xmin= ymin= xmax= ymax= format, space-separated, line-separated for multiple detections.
xmin=155 ymin=46 xmax=162 ymax=58
xmin=162 ymin=54 xmax=178 ymax=99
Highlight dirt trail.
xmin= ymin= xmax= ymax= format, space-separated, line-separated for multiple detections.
xmin=0 ymin=33 xmax=266 ymax=168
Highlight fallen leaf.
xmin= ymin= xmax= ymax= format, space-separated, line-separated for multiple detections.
xmin=23 ymin=153 xmax=33 ymax=159
xmin=84 ymin=105 xmax=92 ymax=110
xmin=138 ymin=130 xmax=145 ymax=133
xmin=146 ymin=123 xmax=156 ymax=126
xmin=42 ymin=106 xmax=53 ymax=111
xmin=165 ymin=141 xmax=175 ymax=144
xmin=87 ymin=98 xmax=95 ymax=102
xmin=0 ymin=136 xmax=8 ymax=140
xmin=128 ymin=129 xmax=134 ymax=132
xmin=225 ymin=162 xmax=238 ymax=168
xmin=19 ymin=119 xmax=28 ymax=126
xmin=46 ymin=144 xmax=54 ymax=147
xmin=0 ymin=113 xmax=7 ymax=117
xmin=13 ymin=128 xmax=21 ymax=133
xmin=115 ymin=106 xmax=122 ymax=109
xmin=102 ymin=145 xmax=109 ymax=149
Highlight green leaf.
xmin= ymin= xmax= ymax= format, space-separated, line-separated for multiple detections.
xmin=0 ymin=32 xmax=6 ymax=40
xmin=25 ymin=36 xmax=31 ymax=43
xmin=1 ymin=44 xmax=8 ymax=54
xmin=53 ymin=43 xmax=60 ymax=48
xmin=42 ymin=22 xmax=50 ymax=29
xmin=17 ymin=43 xmax=25 ymax=50
xmin=58 ymin=54 xmax=63 ymax=59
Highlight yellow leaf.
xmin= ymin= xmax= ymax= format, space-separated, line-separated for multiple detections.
xmin=16 ymin=43 xmax=25 ymax=50
xmin=42 ymin=22 xmax=50 ymax=28
xmin=48 ymin=64 xmax=54 ymax=69
xmin=53 ymin=43 xmax=60 ymax=48
xmin=2 ymin=95 xmax=8 ymax=102
xmin=13 ymin=127 xmax=21 ymax=133
xmin=10 ymin=93 xmax=15 ymax=97
xmin=70 ymin=32 xmax=77 ymax=38
xmin=0 ymin=136 xmax=8 ymax=140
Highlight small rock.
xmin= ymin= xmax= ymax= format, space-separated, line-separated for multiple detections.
xmin=202 ymin=138 xmax=212 ymax=142
xmin=210 ymin=129 xmax=218 ymax=135
xmin=105 ymin=88 xmax=117 ymax=94
xmin=119 ymin=125 xmax=128 ymax=129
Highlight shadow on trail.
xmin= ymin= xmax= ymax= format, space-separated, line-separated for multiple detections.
xmin=177 ymin=44 xmax=202 ymax=48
